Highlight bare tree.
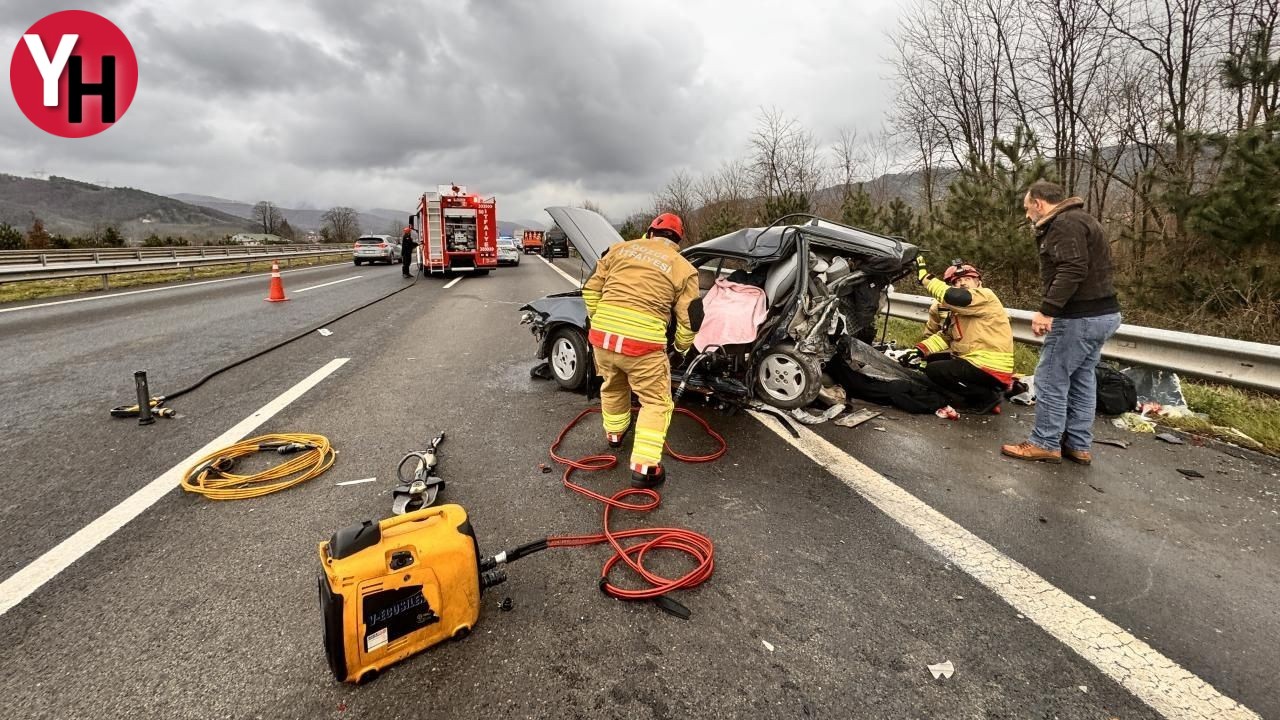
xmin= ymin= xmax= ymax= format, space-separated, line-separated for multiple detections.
xmin=252 ymin=201 xmax=281 ymax=235
xmin=748 ymin=107 xmax=825 ymax=203
xmin=321 ymin=206 xmax=360 ymax=244
xmin=653 ymin=170 xmax=700 ymax=243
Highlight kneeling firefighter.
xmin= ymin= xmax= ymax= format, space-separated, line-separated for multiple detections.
xmin=914 ymin=259 xmax=1015 ymax=413
xmin=581 ymin=213 xmax=700 ymax=489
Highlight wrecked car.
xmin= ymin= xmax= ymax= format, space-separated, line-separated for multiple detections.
xmin=520 ymin=206 xmax=919 ymax=410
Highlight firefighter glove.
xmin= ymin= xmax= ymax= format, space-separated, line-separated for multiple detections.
xmin=915 ymin=255 xmax=933 ymax=283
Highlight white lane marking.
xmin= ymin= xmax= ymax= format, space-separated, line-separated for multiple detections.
xmin=754 ymin=415 xmax=1260 ymax=720
xmin=295 ymin=275 xmax=362 ymax=293
xmin=0 ymin=358 xmax=351 ymax=617
xmin=443 ymin=276 xmax=463 ymax=289
xmin=336 ymin=477 xmax=377 ymax=487
xmin=538 ymin=264 xmax=1258 ymax=718
xmin=0 ymin=264 xmax=350 ymax=315
xmin=537 ymin=254 xmax=582 ymax=286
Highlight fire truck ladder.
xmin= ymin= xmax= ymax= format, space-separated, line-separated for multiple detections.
xmin=423 ymin=194 xmax=445 ymax=274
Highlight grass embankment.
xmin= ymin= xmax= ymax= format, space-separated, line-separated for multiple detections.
xmin=879 ymin=317 xmax=1280 ymax=455
xmin=0 ymin=252 xmax=351 ymax=304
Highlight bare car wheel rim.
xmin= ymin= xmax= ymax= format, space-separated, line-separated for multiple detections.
xmin=758 ymin=354 xmax=805 ymax=401
xmin=552 ymin=338 xmax=578 ymax=380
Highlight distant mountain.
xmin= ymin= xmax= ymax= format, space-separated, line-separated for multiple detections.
xmin=0 ymin=175 xmax=253 ymax=239
xmin=166 ymin=195 xmax=536 ymax=237
xmin=166 ymin=193 xmax=405 ymax=235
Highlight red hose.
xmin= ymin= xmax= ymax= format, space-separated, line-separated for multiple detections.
xmin=546 ymin=406 xmax=726 ymax=601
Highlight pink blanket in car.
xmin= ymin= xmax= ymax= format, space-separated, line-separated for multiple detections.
xmin=694 ymin=278 xmax=768 ymax=352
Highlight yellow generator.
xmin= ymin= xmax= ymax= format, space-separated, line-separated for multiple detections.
xmin=318 ymin=504 xmax=517 ymax=683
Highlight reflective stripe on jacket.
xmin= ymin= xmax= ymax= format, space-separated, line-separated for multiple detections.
xmin=917 ymin=277 xmax=1015 ymax=385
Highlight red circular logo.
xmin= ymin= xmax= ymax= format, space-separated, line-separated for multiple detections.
xmin=9 ymin=11 xmax=138 ymax=138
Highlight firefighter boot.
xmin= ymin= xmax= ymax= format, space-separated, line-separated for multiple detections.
xmin=607 ymin=425 xmax=631 ymax=449
xmin=631 ymin=464 xmax=666 ymax=489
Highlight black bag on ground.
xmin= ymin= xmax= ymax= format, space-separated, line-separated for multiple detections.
xmin=1095 ymin=365 xmax=1137 ymax=416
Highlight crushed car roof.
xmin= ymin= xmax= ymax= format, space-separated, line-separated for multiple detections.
xmin=687 ymin=218 xmax=915 ymax=262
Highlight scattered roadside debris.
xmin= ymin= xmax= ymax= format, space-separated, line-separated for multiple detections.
xmin=538 ymin=463 xmax=552 ymax=474
xmin=935 ymin=405 xmax=959 ymax=420
xmin=1007 ymin=377 xmax=1035 ymax=406
xmin=498 ymin=597 xmax=513 ymax=612
xmin=1113 ymin=413 xmax=1156 ymax=433
xmin=317 ymin=328 xmax=333 ymax=337
xmin=927 ymin=660 xmax=955 ymax=680
xmin=790 ymin=405 xmax=845 ymax=425
xmin=1079 ymin=686 xmax=1089 ymax=693
xmin=1123 ymin=367 xmax=1189 ymax=412
xmin=762 ymin=640 xmax=775 ymax=652
xmin=530 ymin=362 xmax=553 ymax=380
xmin=1177 ymin=468 xmax=1205 ymax=478
xmin=835 ymin=408 xmax=882 ymax=428
xmin=335 ymin=477 xmax=377 ymax=486
xmin=1095 ymin=438 xmax=1130 ymax=449
xmin=1156 ymin=432 xmax=1186 ymax=445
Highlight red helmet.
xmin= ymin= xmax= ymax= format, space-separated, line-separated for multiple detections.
xmin=943 ymin=263 xmax=982 ymax=283
xmin=402 ymin=226 xmax=413 ymax=234
xmin=647 ymin=213 xmax=684 ymax=242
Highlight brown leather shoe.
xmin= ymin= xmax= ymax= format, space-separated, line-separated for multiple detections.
xmin=1001 ymin=442 xmax=1062 ymax=463
xmin=1062 ymin=448 xmax=1092 ymax=465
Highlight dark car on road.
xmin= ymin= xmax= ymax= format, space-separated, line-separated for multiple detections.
xmin=520 ymin=207 xmax=918 ymax=409
xmin=541 ymin=227 xmax=571 ymax=258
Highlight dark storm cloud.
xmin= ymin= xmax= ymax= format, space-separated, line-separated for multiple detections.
xmin=273 ymin=0 xmax=724 ymax=190
xmin=131 ymin=12 xmax=355 ymax=96
xmin=0 ymin=0 xmax=899 ymax=220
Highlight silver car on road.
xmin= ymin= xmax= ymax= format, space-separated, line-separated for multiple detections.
xmin=353 ymin=235 xmax=401 ymax=266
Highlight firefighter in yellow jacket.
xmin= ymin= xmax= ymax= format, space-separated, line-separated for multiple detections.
xmin=581 ymin=213 xmax=700 ymax=489
xmin=914 ymin=258 xmax=1015 ymax=413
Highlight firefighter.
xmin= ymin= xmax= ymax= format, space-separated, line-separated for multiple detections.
xmin=400 ymin=227 xmax=418 ymax=278
xmin=913 ymin=258 xmax=1015 ymax=413
xmin=582 ymin=213 xmax=700 ymax=489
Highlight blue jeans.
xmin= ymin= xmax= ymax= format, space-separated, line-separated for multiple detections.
xmin=1029 ymin=313 xmax=1122 ymax=451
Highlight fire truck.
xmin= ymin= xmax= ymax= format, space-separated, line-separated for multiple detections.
xmin=409 ymin=185 xmax=498 ymax=276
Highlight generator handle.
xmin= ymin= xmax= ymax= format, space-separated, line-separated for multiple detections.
xmin=379 ymin=505 xmax=450 ymax=532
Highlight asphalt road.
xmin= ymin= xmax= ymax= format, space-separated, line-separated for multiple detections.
xmin=0 ymin=255 xmax=1274 ymax=719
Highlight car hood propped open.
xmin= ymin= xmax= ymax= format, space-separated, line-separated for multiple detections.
xmin=544 ymin=206 xmax=624 ymax=275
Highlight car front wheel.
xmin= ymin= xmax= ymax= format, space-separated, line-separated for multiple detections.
xmin=753 ymin=343 xmax=821 ymax=409
xmin=548 ymin=328 xmax=590 ymax=391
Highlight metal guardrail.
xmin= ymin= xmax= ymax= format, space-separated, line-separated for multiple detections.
xmin=887 ymin=292 xmax=1280 ymax=394
xmin=0 ymin=245 xmax=350 ymax=285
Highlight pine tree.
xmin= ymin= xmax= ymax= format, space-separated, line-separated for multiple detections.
xmin=760 ymin=190 xmax=810 ymax=224
xmin=839 ymin=184 xmax=882 ymax=231
xmin=939 ymin=126 xmax=1049 ymax=297
xmin=882 ymin=197 xmax=915 ymax=238
xmin=101 ymin=225 xmax=125 ymax=247
xmin=0 ymin=222 xmax=22 ymax=250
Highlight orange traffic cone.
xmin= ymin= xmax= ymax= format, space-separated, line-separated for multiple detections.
xmin=265 ymin=260 xmax=288 ymax=302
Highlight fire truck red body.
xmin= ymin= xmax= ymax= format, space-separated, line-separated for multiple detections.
xmin=410 ymin=185 xmax=498 ymax=275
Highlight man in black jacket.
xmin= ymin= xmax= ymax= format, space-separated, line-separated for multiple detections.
xmin=1002 ymin=181 xmax=1122 ymax=465
xmin=400 ymin=227 xmax=418 ymax=278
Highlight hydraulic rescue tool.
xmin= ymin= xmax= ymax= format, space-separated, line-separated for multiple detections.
xmin=317 ymin=504 xmax=547 ymax=684
xmin=391 ymin=432 xmax=446 ymax=514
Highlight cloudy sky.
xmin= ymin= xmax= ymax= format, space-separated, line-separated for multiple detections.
xmin=3 ymin=0 xmax=903 ymax=223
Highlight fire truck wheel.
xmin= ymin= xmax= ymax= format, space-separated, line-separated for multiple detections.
xmin=548 ymin=328 xmax=590 ymax=391
xmin=476 ymin=270 xmax=490 ymax=276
